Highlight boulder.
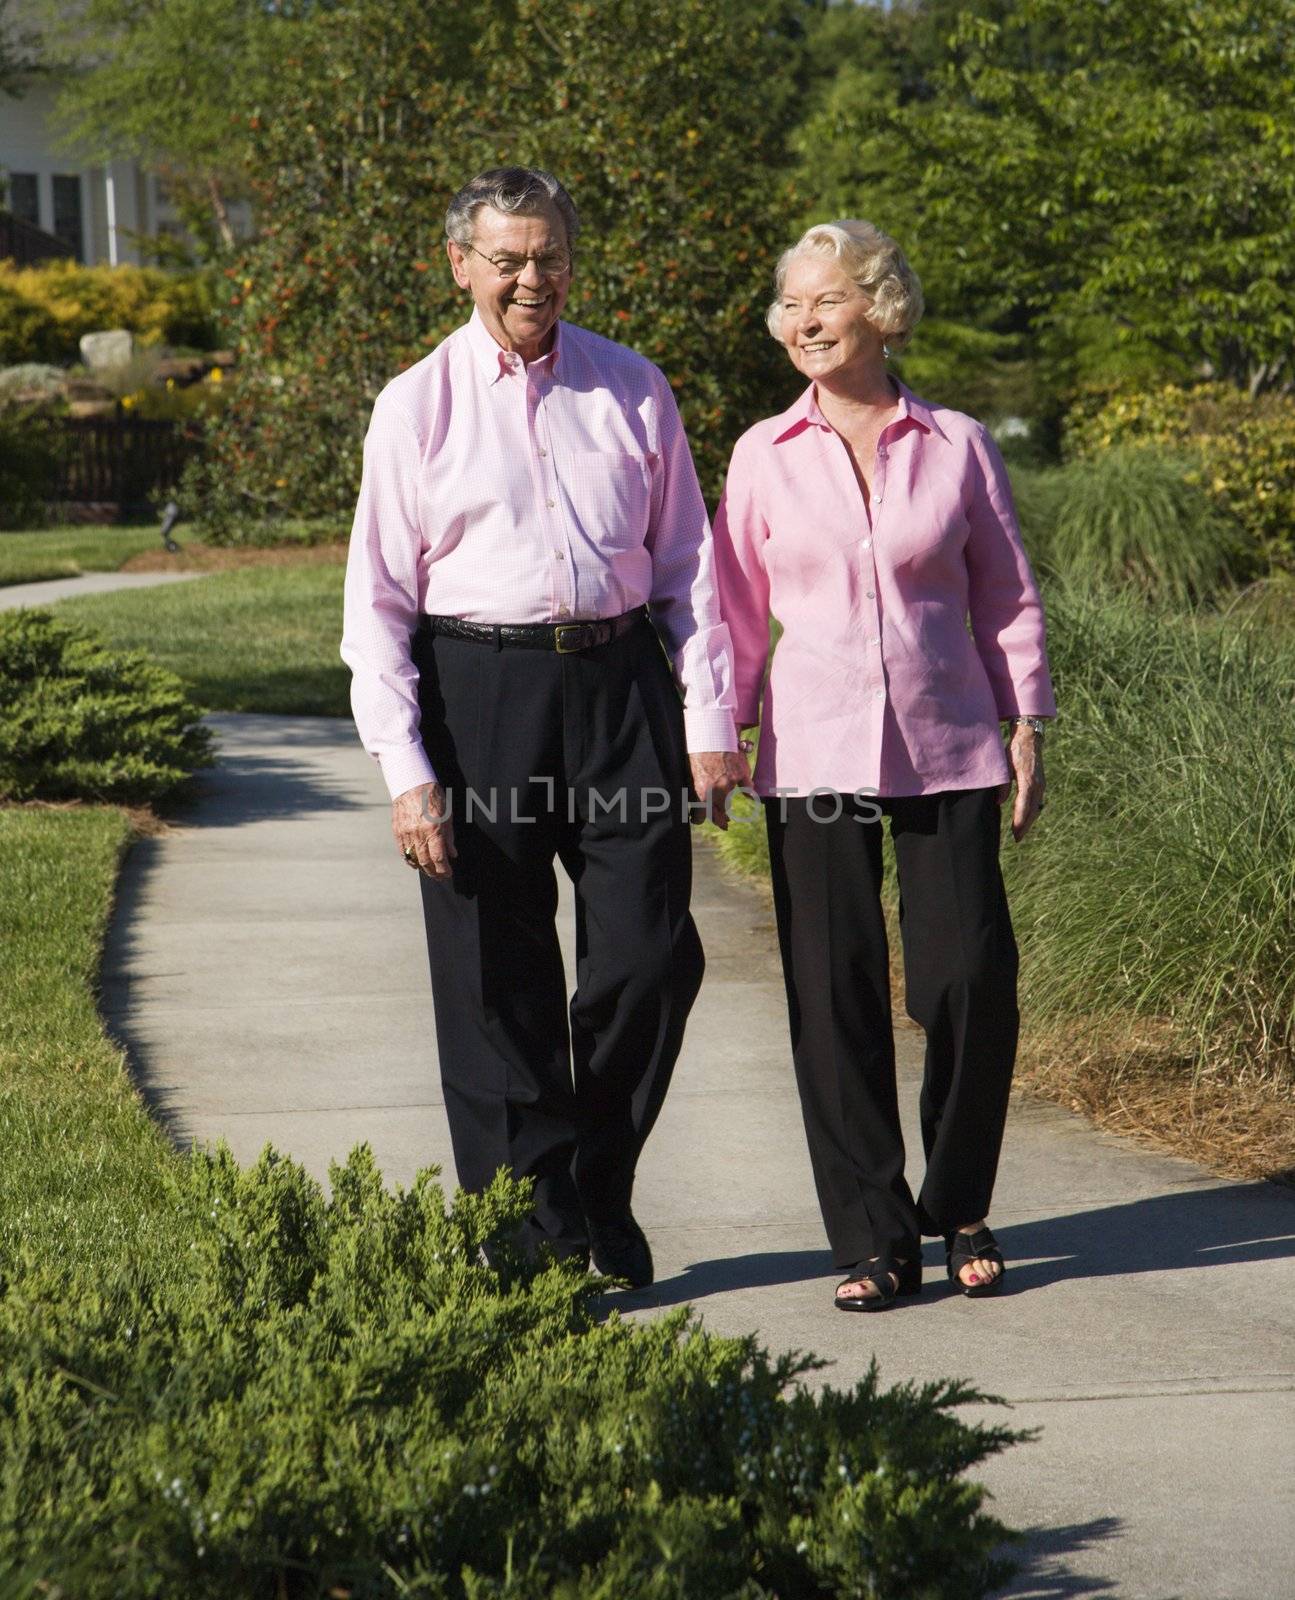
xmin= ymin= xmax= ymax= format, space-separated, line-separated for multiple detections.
xmin=79 ymin=328 xmax=134 ymax=369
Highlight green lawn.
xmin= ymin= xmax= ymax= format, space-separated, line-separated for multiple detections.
xmin=44 ymin=561 xmax=351 ymax=716
xmin=0 ymin=524 xmax=177 ymax=586
xmin=0 ymin=805 xmax=181 ymax=1275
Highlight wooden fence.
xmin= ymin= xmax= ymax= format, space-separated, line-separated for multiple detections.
xmin=52 ymin=415 xmax=202 ymax=513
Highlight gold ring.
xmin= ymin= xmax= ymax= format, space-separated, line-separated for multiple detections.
xmin=403 ymin=845 xmax=417 ymax=862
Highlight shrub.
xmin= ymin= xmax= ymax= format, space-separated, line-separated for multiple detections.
xmin=0 ymin=608 xmax=214 ymax=804
xmin=1020 ymin=447 xmax=1245 ymax=603
xmin=1064 ymin=383 xmax=1295 ymax=573
xmin=0 ymin=262 xmax=221 ymax=365
xmin=0 ymin=407 xmax=64 ymax=529
xmin=0 ymin=276 xmax=62 ymax=364
xmin=0 ymin=1144 xmax=1020 ymax=1598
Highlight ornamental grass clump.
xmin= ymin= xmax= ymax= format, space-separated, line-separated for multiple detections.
xmin=0 ymin=1144 xmax=1022 ymax=1599
xmin=1014 ymin=447 xmax=1244 ymax=604
xmin=0 ymin=608 xmax=214 ymax=804
xmin=1003 ymin=585 xmax=1295 ymax=1089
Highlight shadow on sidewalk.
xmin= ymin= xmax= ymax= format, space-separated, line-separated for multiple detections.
xmin=995 ymin=1182 xmax=1295 ymax=1290
xmin=632 ymin=1181 xmax=1294 ymax=1308
xmin=616 ymin=1247 xmax=833 ymax=1308
xmin=992 ymin=1515 xmax=1123 ymax=1597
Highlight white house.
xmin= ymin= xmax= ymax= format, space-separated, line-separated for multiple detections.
xmin=2 ymin=77 xmax=162 ymax=264
xmin=0 ymin=16 xmax=252 ymax=266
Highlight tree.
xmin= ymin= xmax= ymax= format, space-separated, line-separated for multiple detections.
xmin=0 ymin=0 xmax=44 ymax=100
xmin=192 ymin=0 xmax=810 ymax=528
xmin=796 ymin=0 xmax=1295 ymax=404
xmin=33 ymin=0 xmax=295 ymax=258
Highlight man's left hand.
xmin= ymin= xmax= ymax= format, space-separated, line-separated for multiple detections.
xmin=996 ymin=724 xmax=1046 ymax=842
xmin=689 ymin=750 xmax=751 ymax=831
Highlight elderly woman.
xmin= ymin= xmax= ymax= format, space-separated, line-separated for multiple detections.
xmin=713 ymin=220 xmax=1056 ymax=1311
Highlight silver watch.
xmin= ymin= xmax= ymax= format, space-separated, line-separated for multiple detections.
xmin=1008 ymin=715 xmax=1047 ymax=737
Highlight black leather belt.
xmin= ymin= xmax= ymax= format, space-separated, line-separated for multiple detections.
xmin=420 ymin=607 xmax=646 ymax=653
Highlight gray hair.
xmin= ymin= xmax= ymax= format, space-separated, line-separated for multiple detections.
xmin=766 ymin=219 xmax=923 ymax=352
xmin=445 ymin=166 xmax=580 ymax=250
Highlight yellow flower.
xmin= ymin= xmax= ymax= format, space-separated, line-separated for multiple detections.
xmin=207 ymin=367 xmax=224 ymax=384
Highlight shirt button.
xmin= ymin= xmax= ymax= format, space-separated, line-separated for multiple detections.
xmin=874 ymin=688 xmax=885 ymax=701
xmin=869 ymin=634 xmax=881 ymax=645
xmin=866 ymin=589 xmax=875 ymax=599
xmin=538 ymin=447 xmax=548 ymax=457
xmin=546 ymin=498 xmax=555 ymax=508
xmin=862 ymin=538 xmax=872 ymax=550
xmin=553 ymin=550 xmax=564 ymax=560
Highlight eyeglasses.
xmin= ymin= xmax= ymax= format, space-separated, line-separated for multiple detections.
xmin=463 ymin=242 xmax=572 ymax=279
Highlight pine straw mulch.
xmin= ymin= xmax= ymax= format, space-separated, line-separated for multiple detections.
xmin=1012 ymin=1017 xmax=1295 ymax=1187
xmin=119 ymin=542 xmax=348 ymax=574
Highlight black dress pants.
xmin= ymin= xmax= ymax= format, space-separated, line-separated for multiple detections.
xmin=765 ymin=788 xmax=1019 ymax=1269
xmin=410 ymin=615 xmax=703 ymax=1257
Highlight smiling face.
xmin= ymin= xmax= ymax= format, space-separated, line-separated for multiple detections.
xmin=777 ymin=252 xmax=885 ymax=387
xmin=447 ymin=201 xmax=571 ymax=362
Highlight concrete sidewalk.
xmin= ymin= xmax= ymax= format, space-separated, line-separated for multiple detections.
xmin=0 ymin=570 xmax=209 ymax=611
xmin=100 ymin=712 xmax=1295 ymax=1600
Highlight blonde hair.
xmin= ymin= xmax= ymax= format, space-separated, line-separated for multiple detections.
xmin=766 ymin=219 xmax=924 ymax=352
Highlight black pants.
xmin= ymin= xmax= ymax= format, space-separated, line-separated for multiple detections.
xmin=765 ymin=788 xmax=1019 ymax=1268
xmin=410 ymin=615 xmax=704 ymax=1257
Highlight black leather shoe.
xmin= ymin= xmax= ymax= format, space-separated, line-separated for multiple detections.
xmin=588 ymin=1212 xmax=654 ymax=1288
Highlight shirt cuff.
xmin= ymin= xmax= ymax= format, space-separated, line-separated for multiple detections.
xmin=683 ymin=706 xmax=738 ymax=754
xmin=378 ymin=744 xmax=438 ymax=802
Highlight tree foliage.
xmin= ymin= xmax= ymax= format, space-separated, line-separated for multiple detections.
xmin=797 ymin=0 xmax=1295 ymax=408
xmin=190 ymin=0 xmax=809 ymax=530
xmin=33 ymin=0 xmax=294 ymax=257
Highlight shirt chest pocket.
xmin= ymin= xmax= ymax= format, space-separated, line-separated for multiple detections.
xmin=561 ymin=450 xmax=652 ymax=549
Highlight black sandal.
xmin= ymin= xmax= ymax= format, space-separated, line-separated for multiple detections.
xmin=945 ymin=1226 xmax=1005 ymax=1298
xmin=834 ymin=1255 xmax=922 ymax=1313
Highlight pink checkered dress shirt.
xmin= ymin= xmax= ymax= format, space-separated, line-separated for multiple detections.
xmin=713 ymin=380 xmax=1057 ymax=799
xmin=341 ymin=309 xmax=738 ymax=801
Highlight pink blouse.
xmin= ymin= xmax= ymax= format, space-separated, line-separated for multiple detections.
xmin=713 ymin=380 xmax=1057 ymax=798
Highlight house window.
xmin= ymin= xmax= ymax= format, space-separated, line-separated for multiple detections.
xmin=6 ymin=172 xmax=40 ymax=227
xmin=52 ymin=174 xmax=84 ymax=260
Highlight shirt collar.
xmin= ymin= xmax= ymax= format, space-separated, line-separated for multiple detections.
xmin=771 ymin=376 xmax=949 ymax=445
xmin=465 ymin=306 xmax=562 ymax=383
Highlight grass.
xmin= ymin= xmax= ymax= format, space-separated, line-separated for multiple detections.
xmin=39 ymin=560 xmax=351 ymax=716
xmin=0 ymin=804 xmax=182 ymax=1274
xmin=0 ymin=525 xmax=176 ymax=586
xmin=0 ymin=520 xmax=348 ymax=588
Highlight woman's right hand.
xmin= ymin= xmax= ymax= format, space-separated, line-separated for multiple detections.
xmin=393 ymin=782 xmax=457 ymax=879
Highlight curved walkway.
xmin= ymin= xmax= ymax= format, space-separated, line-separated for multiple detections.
xmin=100 ymin=712 xmax=1295 ymax=1599
xmin=0 ymin=570 xmax=209 ymax=611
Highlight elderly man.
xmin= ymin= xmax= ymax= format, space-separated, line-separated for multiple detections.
xmin=340 ymin=166 xmax=746 ymax=1285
